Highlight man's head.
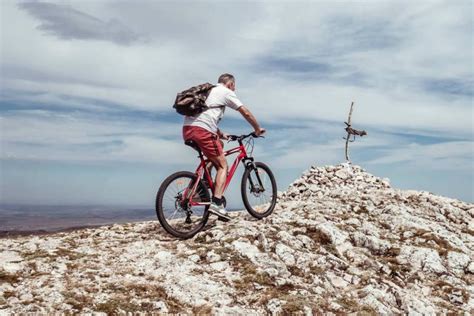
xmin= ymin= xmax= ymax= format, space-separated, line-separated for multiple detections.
xmin=218 ymin=73 xmax=236 ymax=91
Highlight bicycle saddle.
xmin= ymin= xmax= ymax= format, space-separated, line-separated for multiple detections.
xmin=184 ymin=140 xmax=201 ymax=153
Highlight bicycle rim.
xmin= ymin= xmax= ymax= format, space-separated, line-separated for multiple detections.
xmin=156 ymin=172 xmax=210 ymax=238
xmin=241 ymin=162 xmax=277 ymax=218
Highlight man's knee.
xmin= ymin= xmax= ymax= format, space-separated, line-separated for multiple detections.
xmin=211 ymin=155 xmax=227 ymax=170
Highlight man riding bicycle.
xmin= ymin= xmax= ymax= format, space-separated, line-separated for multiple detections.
xmin=182 ymin=73 xmax=265 ymax=222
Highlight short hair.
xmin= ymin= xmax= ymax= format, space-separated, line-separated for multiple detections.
xmin=218 ymin=73 xmax=235 ymax=84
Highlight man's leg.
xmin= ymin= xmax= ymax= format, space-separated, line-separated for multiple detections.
xmin=208 ymin=154 xmax=227 ymax=199
xmin=205 ymin=161 xmax=214 ymax=183
xmin=205 ymin=138 xmax=224 ymax=187
xmin=208 ymin=154 xmax=230 ymax=221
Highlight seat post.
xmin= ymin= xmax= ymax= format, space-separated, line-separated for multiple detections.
xmin=185 ymin=140 xmax=205 ymax=160
xmin=198 ymin=150 xmax=205 ymax=161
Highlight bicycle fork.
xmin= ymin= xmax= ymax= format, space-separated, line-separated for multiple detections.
xmin=243 ymin=158 xmax=265 ymax=193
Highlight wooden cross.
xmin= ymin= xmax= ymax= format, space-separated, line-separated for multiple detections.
xmin=343 ymin=101 xmax=367 ymax=162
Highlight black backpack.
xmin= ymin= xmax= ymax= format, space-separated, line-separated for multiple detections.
xmin=173 ymin=83 xmax=215 ymax=116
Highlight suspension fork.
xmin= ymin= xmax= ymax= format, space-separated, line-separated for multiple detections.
xmin=242 ymin=157 xmax=265 ymax=192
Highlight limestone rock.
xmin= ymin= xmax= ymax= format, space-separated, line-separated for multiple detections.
xmin=398 ymin=246 xmax=446 ymax=274
xmin=275 ymin=243 xmax=296 ymax=266
xmin=0 ymin=163 xmax=471 ymax=314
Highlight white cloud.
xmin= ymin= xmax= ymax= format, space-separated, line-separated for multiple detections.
xmin=0 ymin=109 xmax=195 ymax=164
xmin=366 ymin=141 xmax=474 ymax=170
xmin=1 ymin=0 xmax=472 ymax=165
xmin=18 ymin=1 xmax=143 ymax=45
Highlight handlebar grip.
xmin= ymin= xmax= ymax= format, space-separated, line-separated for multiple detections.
xmin=251 ymin=132 xmax=265 ymax=138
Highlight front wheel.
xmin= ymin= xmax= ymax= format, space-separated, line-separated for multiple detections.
xmin=156 ymin=171 xmax=210 ymax=239
xmin=241 ymin=162 xmax=277 ymax=219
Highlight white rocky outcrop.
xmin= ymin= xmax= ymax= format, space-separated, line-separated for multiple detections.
xmin=0 ymin=163 xmax=472 ymax=314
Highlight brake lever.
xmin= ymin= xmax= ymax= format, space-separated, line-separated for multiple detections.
xmin=227 ymin=135 xmax=238 ymax=142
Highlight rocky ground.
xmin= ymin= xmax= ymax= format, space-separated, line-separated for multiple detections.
xmin=1 ymin=163 xmax=473 ymax=314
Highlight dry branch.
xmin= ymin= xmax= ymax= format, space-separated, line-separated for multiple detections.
xmin=344 ymin=101 xmax=367 ymax=162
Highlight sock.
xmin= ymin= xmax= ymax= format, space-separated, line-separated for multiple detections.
xmin=212 ymin=196 xmax=223 ymax=205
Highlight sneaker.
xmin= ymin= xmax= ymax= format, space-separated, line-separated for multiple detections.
xmin=208 ymin=202 xmax=231 ymax=222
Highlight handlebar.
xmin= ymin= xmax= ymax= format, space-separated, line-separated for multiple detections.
xmin=227 ymin=132 xmax=264 ymax=142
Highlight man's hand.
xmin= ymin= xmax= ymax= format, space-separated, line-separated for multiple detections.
xmin=217 ymin=129 xmax=229 ymax=140
xmin=254 ymin=128 xmax=266 ymax=137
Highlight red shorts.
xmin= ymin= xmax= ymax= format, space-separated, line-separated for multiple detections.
xmin=183 ymin=126 xmax=224 ymax=158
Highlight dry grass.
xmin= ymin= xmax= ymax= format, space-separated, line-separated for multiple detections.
xmin=3 ymin=290 xmax=16 ymax=299
xmin=55 ymin=247 xmax=86 ymax=260
xmin=197 ymin=247 xmax=212 ymax=262
xmin=356 ymin=306 xmax=379 ymax=315
xmin=288 ymin=266 xmax=306 ymax=278
xmin=26 ymin=261 xmax=50 ymax=278
xmin=94 ymin=298 xmax=140 ymax=314
xmin=233 ymin=271 xmax=274 ymax=292
xmin=62 ymin=237 xmax=79 ymax=248
xmin=421 ymin=234 xmax=459 ymax=257
xmin=461 ymin=226 xmax=474 ymax=235
xmin=193 ymin=233 xmax=209 ymax=244
xmin=378 ymin=247 xmax=411 ymax=279
xmin=336 ymin=296 xmax=361 ymax=312
xmin=66 ymin=262 xmax=80 ymax=270
xmin=114 ymin=282 xmax=184 ymax=313
xmin=335 ymin=296 xmax=379 ymax=315
xmin=400 ymin=228 xmax=461 ymax=257
xmin=353 ymin=205 xmax=371 ymax=215
xmin=63 ymin=291 xmax=95 ymax=311
xmin=385 ymin=247 xmax=401 ymax=257
xmin=248 ymin=282 xmax=308 ymax=311
xmin=192 ymin=304 xmax=213 ymax=315
xmin=211 ymin=246 xmax=239 ymax=262
xmin=63 ymin=281 xmax=186 ymax=313
xmin=21 ymin=249 xmax=52 ymax=260
xmin=431 ymin=280 xmax=469 ymax=306
xmin=338 ymin=212 xmax=354 ymax=221
xmin=305 ymin=227 xmax=331 ymax=245
xmin=226 ymin=248 xmax=278 ymax=303
xmin=308 ymin=264 xmax=325 ymax=275
xmin=95 ymin=296 xmax=168 ymax=314
xmin=0 ymin=270 xmax=21 ymax=284
xmin=231 ymin=253 xmax=274 ymax=291
xmin=280 ymin=295 xmax=318 ymax=314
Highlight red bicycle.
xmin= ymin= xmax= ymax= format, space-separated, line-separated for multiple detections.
xmin=155 ymin=132 xmax=277 ymax=238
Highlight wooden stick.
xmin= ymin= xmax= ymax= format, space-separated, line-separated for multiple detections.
xmin=345 ymin=101 xmax=354 ymax=161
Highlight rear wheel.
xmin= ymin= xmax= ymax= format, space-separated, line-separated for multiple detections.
xmin=241 ymin=162 xmax=277 ymax=219
xmin=156 ymin=171 xmax=210 ymax=239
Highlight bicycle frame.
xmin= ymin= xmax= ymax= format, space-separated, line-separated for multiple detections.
xmin=184 ymin=141 xmax=250 ymax=207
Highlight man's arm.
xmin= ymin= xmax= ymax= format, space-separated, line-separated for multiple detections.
xmin=216 ymin=128 xmax=229 ymax=140
xmin=238 ymin=106 xmax=265 ymax=136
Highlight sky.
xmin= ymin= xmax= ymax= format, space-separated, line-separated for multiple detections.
xmin=0 ymin=0 xmax=473 ymax=208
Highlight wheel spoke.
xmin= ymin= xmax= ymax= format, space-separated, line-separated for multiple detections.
xmin=243 ymin=164 xmax=276 ymax=218
xmin=157 ymin=173 xmax=210 ymax=238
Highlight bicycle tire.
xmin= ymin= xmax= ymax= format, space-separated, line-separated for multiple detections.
xmin=241 ymin=162 xmax=277 ymax=219
xmin=156 ymin=171 xmax=210 ymax=239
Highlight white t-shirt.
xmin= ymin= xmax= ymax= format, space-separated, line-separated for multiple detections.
xmin=183 ymin=83 xmax=243 ymax=134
